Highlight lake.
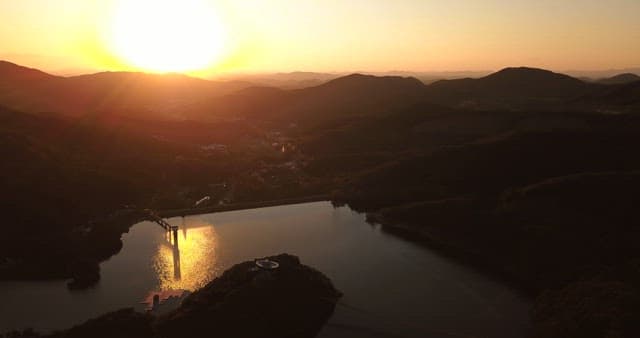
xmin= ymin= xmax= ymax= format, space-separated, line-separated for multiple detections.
xmin=0 ymin=202 xmax=531 ymax=337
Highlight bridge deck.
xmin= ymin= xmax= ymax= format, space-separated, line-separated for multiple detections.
xmin=144 ymin=209 xmax=179 ymax=231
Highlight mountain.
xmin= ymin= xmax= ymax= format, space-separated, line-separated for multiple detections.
xmin=566 ymin=68 xmax=640 ymax=80
xmin=0 ymin=60 xmax=254 ymax=120
xmin=191 ymin=86 xmax=292 ymax=121
xmin=193 ymin=73 xmax=427 ymax=125
xmin=597 ymin=73 xmax=640 ymax=85
xmin=3 ymin=61 xmax=637 ymax=124
xmin=281 ymin=74 xmax=427 ymax=124
xmin=0 ymin=61 xmax=63 ymax=113
xmin=480 ymin=67 xmax=588 ymax=95
xmin=424 ymin=67 xmax=597 ymax=110
xmin=0 ymin=60 xmax=59 ymax=82
xmin=1 ymin=61 xmax=428 ymax=124
xmin=219 ymin=71 xmax=340 ymax=89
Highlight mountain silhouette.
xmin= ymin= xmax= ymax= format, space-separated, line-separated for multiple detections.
xmin=2 ymin=61 xmax=638 ymax=123
xmin=0 ymin=61 xmax=63 ymax=113
xmin=597 ymin=73 xmax=640 ymax=85
xmin=196 ymin=73 xmax=427 ymax=125
xmin=480 ymin=67 xmax=588 ymax=95
xmin=424 ymin=67 xmax=596 ymax=109
xmin=0 ymin=60 xmax=253 ymax=119
xmin=227 ymin=71 xmax=339 ymax=89
xmin=0 ymin=60 xmax=58 ymax=82
xmin=282 ymin=74 xmax=426 ymax=121
xmin=309 ymin=73 xmax=424 ymax=92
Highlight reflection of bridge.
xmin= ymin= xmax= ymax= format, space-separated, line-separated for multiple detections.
xmin=168 ymin=233 xmax=181 ymax=281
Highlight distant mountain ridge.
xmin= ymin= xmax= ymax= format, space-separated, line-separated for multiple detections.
xmin=219 ymin=71 xmax=340 ymax=90
xmin=1 ymin=61 xmax=638 ymax=122
xmin=312 ymin=73 xmax=424 ymax=90
xmin=482 ymin=67 xmax=587 ymax=94
xmin=0 ymin=60 xmax=58 ymax=82
xmin=0 ymin=60 xmax=254 ymax=119
xmin=596 ymin=73 xmax=640 ymax=85
xmin=424 ymin=67 xmax=599 ymax=110
xmin=192 ymin=73 xmax=427 ymax=124
xmin=279 ymin=73 xmax=426 ymax=123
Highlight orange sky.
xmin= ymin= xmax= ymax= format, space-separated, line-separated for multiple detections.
xmin=1 ymin=0 xmax=639 ymax=76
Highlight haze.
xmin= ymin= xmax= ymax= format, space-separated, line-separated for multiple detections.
xmin=1 ymin=0 xmax=639 ymax=76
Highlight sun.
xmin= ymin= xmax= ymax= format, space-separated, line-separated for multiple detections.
xmin=108 ymin=0 xmax=227 ymax=73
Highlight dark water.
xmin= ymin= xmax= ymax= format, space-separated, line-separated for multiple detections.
xmin=0 ymin=202 xmax=531 ymax=337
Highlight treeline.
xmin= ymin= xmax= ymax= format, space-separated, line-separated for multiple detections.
xmin=0 ymin=107 xmax=277 ymax=282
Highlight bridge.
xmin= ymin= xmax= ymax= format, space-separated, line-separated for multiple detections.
xmin=144 ymin=209 xmax=180 ymax=243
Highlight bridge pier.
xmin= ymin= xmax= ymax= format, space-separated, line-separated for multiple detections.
xmin=172 ymin=227 xmax=179 ymax=245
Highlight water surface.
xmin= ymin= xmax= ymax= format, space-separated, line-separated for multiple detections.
xmin=0 ymin=202 xmax=531 ymax=337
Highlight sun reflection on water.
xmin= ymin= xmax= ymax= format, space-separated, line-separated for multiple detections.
xmin=152 ymin=222 xmax=220 ymax=292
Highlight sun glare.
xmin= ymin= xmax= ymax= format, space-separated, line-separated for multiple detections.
xmin=109 ymin=0 xmax=227 ymax=73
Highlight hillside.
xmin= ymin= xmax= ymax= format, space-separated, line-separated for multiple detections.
xmin=0 ymin=60 xmax=58 ymax=82
xmin=0 ymin=61 xmax=62 ymax=113
xmin=0 ymin=61 xmax=253 ymax=119
xmin=3 ymin=62 xmax=638 ymax=125
xmin=424 ymin=67 xmax=598 ymax=110
xmin=201 ymin=73 xmax=428 ymax=125
xmin=575 ymin=80 xmax=640 ymax=112
xmin=326 ymin=107 xmax=640 ymax=338
xmin=0 ymin=105 xmax=272 ymax=281
xmin=597 ymin=73 xmax=640 ymax=85
xmin=1 ymin=62 xmax=429 ymax=124
xmin=281 ymin=74 xmax=427 ymax=123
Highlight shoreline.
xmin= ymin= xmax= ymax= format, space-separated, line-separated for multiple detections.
xmin=156 ymin=195 xmax=537 ymax=298
xmin=0 ymin=195 xmax=330 ymax=285
xmin=155 ymin=194 xmax=331 ymax=219
xmin=3 ymin=194 xmax=533 ymax=299
xmin=370 ymin=215 xmax=538 ymax=298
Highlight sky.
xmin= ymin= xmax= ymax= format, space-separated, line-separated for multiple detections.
xmin=1 ymin=0 xmax=639 ymax=76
